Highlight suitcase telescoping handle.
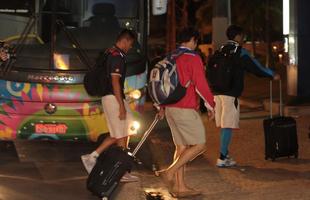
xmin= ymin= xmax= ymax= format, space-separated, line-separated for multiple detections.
xmin=132 ymin=115 xmax=160 ymax=156
xmin=269 ymin=79 xmax=283 ymax=118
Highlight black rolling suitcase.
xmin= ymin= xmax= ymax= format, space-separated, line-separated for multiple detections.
xmin=263 ymin=80 xmax=298 ymax=161
xmin=87 ymin=116 xmax=159 ymax=200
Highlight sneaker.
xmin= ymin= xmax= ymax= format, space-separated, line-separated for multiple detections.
xmin=81 ymin=154 xmax=97 ymax=174
xmin=120 ymin=173 xmax=139 ymax=183
xmin=216 ymin=156 xmax=237 ymax=167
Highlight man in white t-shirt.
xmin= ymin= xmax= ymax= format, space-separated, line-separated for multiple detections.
xmin=81 ymin=29 xmax=139 ymax=182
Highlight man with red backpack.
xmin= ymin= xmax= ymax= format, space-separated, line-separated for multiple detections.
xmin=156 ymin=27 xmax=215 ymax=198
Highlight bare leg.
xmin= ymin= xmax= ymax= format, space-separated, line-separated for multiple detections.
xmin=165 ymin=143 xmax=206 ymax=182
xmin=172 ymin=145 xmax=190 ymax=192
xmin=95 ymin=136 xmax=118 ymax=154
xmin=116 ymin=136 xmax=129 ymax=149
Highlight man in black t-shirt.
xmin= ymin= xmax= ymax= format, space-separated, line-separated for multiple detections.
xmin=81 ymin=29 xmax=139 ymax=182
xmin=105 ymin=46 xmax=127 ymax=99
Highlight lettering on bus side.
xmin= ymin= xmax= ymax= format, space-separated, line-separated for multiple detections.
xmin=35 ymin=124 xmax=68 ymax=134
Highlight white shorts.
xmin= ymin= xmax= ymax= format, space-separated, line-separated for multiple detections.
xmin=214 ymin=95 xmax=240 ymax=129
xmin=101 ymin=95 xmax=136 ymax=139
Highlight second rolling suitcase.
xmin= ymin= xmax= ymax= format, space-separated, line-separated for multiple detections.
xmin=87 ymin=115 xmax=159 ymax=200
xmin=263 ymin=80 xmax=298 ymax=161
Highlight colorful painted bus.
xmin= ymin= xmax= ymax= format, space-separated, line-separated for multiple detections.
xmin=0 ymin=0 xmax=152 ymax=142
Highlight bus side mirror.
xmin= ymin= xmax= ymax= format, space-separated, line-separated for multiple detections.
xmin=152 ymin=0 xmax=168 ymax=15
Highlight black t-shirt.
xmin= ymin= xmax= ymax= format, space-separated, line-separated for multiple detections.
xmin=106 ymin=47 xmax=126 ymax=99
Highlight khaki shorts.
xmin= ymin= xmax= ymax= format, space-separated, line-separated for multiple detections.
xmin=101 ymin=95 xmax=136 ymax=139
xmin=214 ymin=95 xmax=240 ymax=129
xmin=165 ymin=107 xmax=206 ymax=145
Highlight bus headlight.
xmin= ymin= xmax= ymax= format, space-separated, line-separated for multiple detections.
xmin=129 ymin=89 xmax=142 ymax=100
xmin=130 ymin=121 xmax=141 ymax=133
xmin=125 ymin=87 xmax=146 ymax=103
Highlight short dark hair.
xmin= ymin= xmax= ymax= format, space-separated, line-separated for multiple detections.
xmin=116 ymin=29 xmax=137 ymax=42
xmin=226 ymin=25 xmax=243 ymax=40
xmin=177 ymin=27 xmax=200 ymax=44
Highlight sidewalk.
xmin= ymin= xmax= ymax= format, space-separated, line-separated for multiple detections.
xmin=125 ymin=111 xmax=310 ymax=200
xmin=131 ymin=72 xmax=310 ymax=200
xmin=1 ymin=111 xmax=308 ymax=200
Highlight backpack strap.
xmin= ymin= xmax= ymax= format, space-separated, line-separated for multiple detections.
xmin=168 ymin=48 xmax=195 ymax=88
xmin=184 ymin=80 xmax=191 ymax=88
xmin=108 ymin=46 xmax=125 ymax=58
xmin=220 ymin=43 xmax=239 ymax=52
xmin=222 ymin=41 xmax=243 ymax=54
xmin=178 ymin=48 xmax=196 ymax=88
xmin=167 ymin=47 xmax=195 ymax=62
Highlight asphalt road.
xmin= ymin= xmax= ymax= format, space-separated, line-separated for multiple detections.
xmin=1 ymin=71 xmax=310 ymax=200
xmin=1 ymin=111 xmax=310 ymax=200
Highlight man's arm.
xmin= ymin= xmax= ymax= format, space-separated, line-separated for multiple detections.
xmin=157 ymin=106 xmax=165 ymax=120
xmin=191 ymin=55 xmax=215 ymax=111
xmin=111 ymin=75 xmax=126 ymax=120
xmin=240 ymin=48 xmax=275 ymax=78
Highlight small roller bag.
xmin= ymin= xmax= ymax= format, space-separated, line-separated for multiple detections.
xmin=87 ymin=116 xmax=159 ymax=200
xmin=263 ymin=80 xmax=298 ymax=161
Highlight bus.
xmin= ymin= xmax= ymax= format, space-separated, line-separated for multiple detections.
xmin=0 ymin=0 xmax=152 ymax=142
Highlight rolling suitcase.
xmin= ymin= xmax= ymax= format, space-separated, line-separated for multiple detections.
xmin=263 ymin=80 xmax=298 ymax=161
xmin=87 ymin=115 xmax=159 ymax=200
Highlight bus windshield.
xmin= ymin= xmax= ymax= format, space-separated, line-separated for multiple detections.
xmin=0 ymin=0 xmax=144 ymax=72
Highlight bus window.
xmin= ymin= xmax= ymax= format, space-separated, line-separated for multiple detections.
xmin=8 ymin=0 xmax=145 ymax=73
xmin=0 ymin=0 xmax=147 ymax=141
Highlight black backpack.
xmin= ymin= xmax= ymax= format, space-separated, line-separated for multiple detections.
xmin=83 ymin=50 xmax=111 ymax=97
xmin=207 ymin=43 xmax=241 ymax=93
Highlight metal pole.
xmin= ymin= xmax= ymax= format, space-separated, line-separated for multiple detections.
xmin=166 ymin=0 xmax=176 ymax=52
xmin=228 ymin=0 xmax=231 ymax=25
xmin=49 ymin=0 xmax=57 ymax=70
xmin=265 ymin=0 xmax=270 ymax=67
xmin=212 ymin=0 xmax=229 ymax=49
